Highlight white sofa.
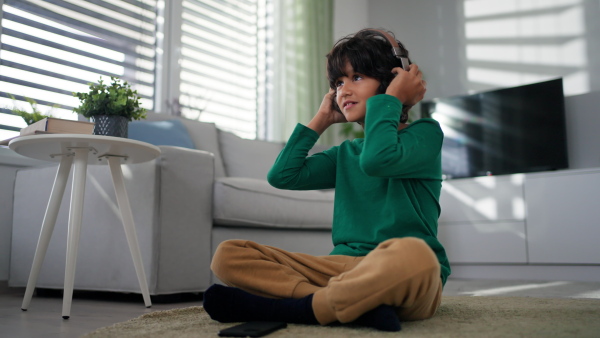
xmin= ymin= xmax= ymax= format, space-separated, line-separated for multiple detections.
xmin=9 ymin=113 xmax=334 ymax=295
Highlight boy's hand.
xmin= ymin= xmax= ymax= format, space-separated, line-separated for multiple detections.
xmin=308 ymin=89 xmax=347 ymax=135
xmin=386 ymin=64 xmax=427 ymax=107
xmin=318 ymin=89 xmax=348 ymax=124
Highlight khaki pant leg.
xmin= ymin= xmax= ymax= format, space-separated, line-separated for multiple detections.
xmin=313 ymin=237 xmax=442 ymax=324
xmin=211 ymin=239 xmax=361 ymax=299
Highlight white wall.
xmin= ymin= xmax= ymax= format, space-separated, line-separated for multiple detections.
xmin=368 ymin=0 xmax=600 ymax=99
xmin=368 ymin=0 xmax=467 ymax=100
xmin=333 ymin=0 xmax=368 ymax=40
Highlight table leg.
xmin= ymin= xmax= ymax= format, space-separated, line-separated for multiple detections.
xmin=61 ymin=148 xmax=89 ymax=319
xmin=21 ymin=155 xmax=73 ymax=311
xmin=107 ymin=157 xmax=152 ymax=308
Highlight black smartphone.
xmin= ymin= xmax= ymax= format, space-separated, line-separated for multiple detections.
xmin=218 ymin=321 xmax=287 ymax=337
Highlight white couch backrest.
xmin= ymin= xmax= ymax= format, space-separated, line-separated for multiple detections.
xmin=218 ymin=129 xmax=284 ymax=179
xmin=144 ymin=112 xmax=333 ymax=180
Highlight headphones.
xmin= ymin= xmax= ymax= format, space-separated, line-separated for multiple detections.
xmin=360 ymin=29 xmax=411 ymax=71
xmin=331 ymin=29 xmax=412 ymax=122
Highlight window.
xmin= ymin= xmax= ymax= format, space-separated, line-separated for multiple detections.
xmin=1 ymin=0 xmax=271 ymax=140
xmin=174 ymin=0 xmax=270 ymax=139
xmin=0 ymin=0 xmax=156 ymax=140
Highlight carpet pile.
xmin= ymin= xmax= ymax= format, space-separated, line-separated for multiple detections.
xmin=85 ymin=296 xmax=600 ymax=337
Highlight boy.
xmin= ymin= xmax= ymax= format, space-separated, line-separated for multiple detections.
xmin=203 ymin=29 xmax=450 ymax=332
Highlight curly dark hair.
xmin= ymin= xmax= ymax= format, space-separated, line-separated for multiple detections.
xmin=327 ymin=29 xmax=412 ymax=123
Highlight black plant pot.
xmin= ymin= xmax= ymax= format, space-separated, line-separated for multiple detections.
xmin=92 ymin=115 xmax=129 ymax=138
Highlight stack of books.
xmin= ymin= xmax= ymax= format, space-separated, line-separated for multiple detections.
xmin=0 ymin=117 xmax=94 ymax=146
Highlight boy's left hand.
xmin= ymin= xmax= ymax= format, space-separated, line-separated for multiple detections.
xmin=385 ymin=64 xmax=427 ymax=107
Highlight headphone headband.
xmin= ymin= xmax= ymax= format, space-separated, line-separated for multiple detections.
xmin=361 ymin=29 xmax=410 ymax=70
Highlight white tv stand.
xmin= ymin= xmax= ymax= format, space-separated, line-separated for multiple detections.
xmin=438 ymin=168 xmax=600 ymax=282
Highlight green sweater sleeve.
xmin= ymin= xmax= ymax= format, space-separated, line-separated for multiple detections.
xmin=361 ymin=94 xmax=443 ymax=179
xmin=267 ymin=123 xmax=337 ymax=190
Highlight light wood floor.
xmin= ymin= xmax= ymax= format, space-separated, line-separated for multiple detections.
xmin=1 ymin=279 xmax=599 ymax=338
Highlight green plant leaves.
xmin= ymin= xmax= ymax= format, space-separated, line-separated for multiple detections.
xmin=5 ymin=94 xmax=57 ymax=125
xmin=72 ymin=76 xmax=146 ymax=121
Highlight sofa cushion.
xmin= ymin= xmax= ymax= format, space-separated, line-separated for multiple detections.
xmin=218 ymin=130 xmax=284 ymax=179
xmin=129 ymin=119 xmax=195 ymax=149
xmin=142 ymin=112 xmax=226 ymax=178
xmin=213 ymin=177 xmax=334 ymax=230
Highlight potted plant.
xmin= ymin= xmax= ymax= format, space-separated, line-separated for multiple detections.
xmin=7 ymin=95 xmax=56 ymax=125
xmin=73 ymin=76 xmax=146 ymax=137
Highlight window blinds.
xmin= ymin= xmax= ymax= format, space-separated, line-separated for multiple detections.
xmin=0 ymin=0 xmax=156 ymax=138
xmin=179 ymin=0 xmax=262 ymax=139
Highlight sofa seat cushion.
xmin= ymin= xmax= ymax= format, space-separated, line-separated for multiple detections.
xmin=213 ymin=177 xmax=334 ymax=230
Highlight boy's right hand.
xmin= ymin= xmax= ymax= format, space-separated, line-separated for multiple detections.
xmin=386 ymin=64 xmax=427 ymax=107
xmin=318 ymin=89 xmax=348 ymax=124
xmin=308 ymin=89 xmax=347 ymax=135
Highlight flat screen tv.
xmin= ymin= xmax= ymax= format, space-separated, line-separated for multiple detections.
xmin=420 ymin=78 xmax=569 ymax=179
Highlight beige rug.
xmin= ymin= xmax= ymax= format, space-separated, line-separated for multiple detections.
xmin=85 ymin=296 xmax=600 ymax=337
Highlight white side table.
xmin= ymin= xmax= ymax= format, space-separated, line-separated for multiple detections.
xmin=9 ymin=134 xmax=161 ymax=319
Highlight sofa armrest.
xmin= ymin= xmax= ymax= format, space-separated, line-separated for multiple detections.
xmin=153 ymin=146 xmax=215 ymax=293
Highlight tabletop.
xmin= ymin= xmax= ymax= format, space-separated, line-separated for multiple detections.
xmin=8 ymin=134 xmax=161 ymax=165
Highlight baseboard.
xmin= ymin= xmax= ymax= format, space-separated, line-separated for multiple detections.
xmin=450 ymin=264 xmax=600 ymax=282
xmin=0 ymin=280 xmax=11 ymax=294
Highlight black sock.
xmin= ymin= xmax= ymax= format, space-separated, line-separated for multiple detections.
xmin=203 ymin=284 xmax=401 ymax=332
xmin=203 ymin=284 xmax=318 ymax=324
xmin=352 ymin=305 xmax=401 ymax=332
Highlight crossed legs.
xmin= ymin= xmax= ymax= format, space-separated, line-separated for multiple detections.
xmin=206 ymin=237 xmax=442 ymax=330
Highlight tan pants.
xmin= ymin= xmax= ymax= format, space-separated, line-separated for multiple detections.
xmin=211 ymin=237 xmax=442 ymax=325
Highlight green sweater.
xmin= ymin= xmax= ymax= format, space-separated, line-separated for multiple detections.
xmin=267 ymin=94 xmax=450 ymax=285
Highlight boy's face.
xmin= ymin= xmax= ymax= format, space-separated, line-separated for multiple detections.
xmin=335 ymin=62 xmax=381 ymax=124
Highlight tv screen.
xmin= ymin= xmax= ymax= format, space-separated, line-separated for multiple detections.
xmin=421 ymin=78 xmax=569 ymax=179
